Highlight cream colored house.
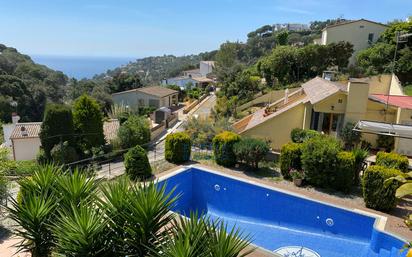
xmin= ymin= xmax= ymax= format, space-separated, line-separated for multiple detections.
xmin=8 ymin=120 xmax=120 ymax=161
xmin=112 ymin=86 xmax=178 ymax=110
xmin=318 ymin=19 xmax=388 ymax=64
xmin=233 ymin=74 xmax=412 ymax=155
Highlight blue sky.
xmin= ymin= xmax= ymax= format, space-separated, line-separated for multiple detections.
xmin=1 ymin=0 xmax=411 ymax=58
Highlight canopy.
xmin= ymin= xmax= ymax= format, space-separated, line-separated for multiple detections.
xmin=353 ymin=120 xmax=412 ymax=139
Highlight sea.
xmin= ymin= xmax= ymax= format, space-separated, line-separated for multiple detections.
xmin=31 ymin=55 xmax=136 ymax=79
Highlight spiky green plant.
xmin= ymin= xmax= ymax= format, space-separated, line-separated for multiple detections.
xmin=151 ymin=212 xmax=253 ymax=257
xmin=8 ymin=194 xmax=56 ymax=257
xmin=54 ymin=169 xmax=100 ymax=211
xmin=53 ymin=204 xmax=109 ymax=257
xmin=100 ymin=180 xmax=177 ymax=256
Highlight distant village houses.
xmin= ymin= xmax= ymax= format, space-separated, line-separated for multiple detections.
xmin=162 ymin=61 xmax=215 ymax=89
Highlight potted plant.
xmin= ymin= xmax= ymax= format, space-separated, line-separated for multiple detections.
xmin=290 ymin=169 xmax=305 ymax=187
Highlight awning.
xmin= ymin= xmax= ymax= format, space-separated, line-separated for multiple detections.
xmin=353 ymin=120 xmax=412 ymax=139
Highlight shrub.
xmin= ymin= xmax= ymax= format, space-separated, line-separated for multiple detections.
xmin=333 ymin=151 xmax=356 ymax=193
xmin=280 ymin=143 xmax=302 ymax=180
xmin=352 ymin=147 xmax=369 ymax=185
xmin=377 ymin=134 xmax=394 ymax=152
xmin=118 ymin=115 xmax=151 ymax=149
xmin=50 ymin=141 xmax=79 ymax=165
xmin=301 ymin=136 xmax=342 ymax=187
xmin=124 ymin=145 xmax=152 ymax=180
xmin=36 ymin=149 xmax=48 ymax=165
xmin=73 ymin=95 xmax=105 ymax=151
xmin=376 ymin=151 xmax=409 ymax=172
xmin=165 ymin=132 xmax=191 ymax=164
xmin=362 ymin=165 xmax=402 ymax=212
xmin=340 ymin=122 xmax=361 ymax=150
xmin=233 ymin=137 xmax=270 ymax=169
xmin=212 ymin=131 xmax=240 ymax=167
xmin=39 ymin=104 xmax=75 ymax=158
xmin=290 ymin=128 xmax=319 ymax=143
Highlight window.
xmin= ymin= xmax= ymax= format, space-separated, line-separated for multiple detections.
xmin=359 ymin=25 xmax=365 ymax=28
xmin=368 ymin=33 xmax=374 ymax=43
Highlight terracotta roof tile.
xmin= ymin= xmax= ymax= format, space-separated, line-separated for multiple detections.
xmin=302 ymin=77 xmax=346 ymax=104
xmin=112 ymin=86 xmax=178 ymax=97
xmin=10 ymin=123 xmax=42 ymax=139
xmin=369 ymin=94 xmax=412 ymax=109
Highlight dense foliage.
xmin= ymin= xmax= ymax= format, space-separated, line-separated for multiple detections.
xmin=117 ymin=115 xmax=151 ymax=149
xmin=184 ymin=117 xmax=232 ymax=146
xmin=376 ymin=151 xmax=409 ymax=172
xmin=0 ymin=44 xmax=68 ymax=122
xmin=39 ymin=104 xmax=75 ymax=158
xmin=165 ymin=132 xmax=191 ymax=164
xmin=301 ymin=136 xmax=342 ymax=188
xmin=340 ymin=122 xmax=361 ymax=150
xmin=290 ymin=128 xmax=319 ymax=143
xmin=50 ymin=141 xmax=79 ymax=164
xmin=124 ymin=145 xmax=152 ymax=180
xmin=334 ymin=151 xmax=356 ymax=193
xmin=72 ymin=95 xmax=105 ymax=151
xmin=212 ymin=131 xmax=241 ymax=167
xmin=233 ymin=137 xmax=270 ymax=169
xmin=279 ymin=143 xmax=302 ymax=180
xmin=357 ymin=20 xmax=412 ymax=83
xmin=362 ymin=165 xmax=402 ymax=212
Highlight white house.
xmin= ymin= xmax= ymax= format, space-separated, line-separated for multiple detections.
xmin=317 ymin=19 xmax=388 ymax=64
xmin=162 ymin=61 xmax=215 ymax=89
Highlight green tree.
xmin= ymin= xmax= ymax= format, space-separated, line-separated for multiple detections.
xmin=117 ymin=115 xmax=151 ymax=149
xmin=276 ymin=30 xmax=289 ymax=46
xmin=124 ymin=145 xmax=152 ymax=180
xmin=110 ymin=72 xmax=143 ymax=93
xmin=39 ymin=104 xmax=75 ymax=158
xmin=72 ymin=95 xmax=105 ymax=151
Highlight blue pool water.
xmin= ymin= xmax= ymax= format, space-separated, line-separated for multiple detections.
xmin=159 ymin=167 xmax=408 ymax=257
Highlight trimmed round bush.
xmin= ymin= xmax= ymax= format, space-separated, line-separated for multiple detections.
xmin=212 ymin=131 xmax=240 ymax=167
xmin=376 ymin=151 xmax=409 ymax=173
xmin=280 ymin=143 xmax=302 ymax=180
xmin=165 ymin=132 xmax=191 ymax=164
xmin=333 ymin=151 xmax=356 ymax=193
xmin=362 ymin=165 xmax=402 ymax=212
xmin=301 ymin=136 xmax=342 ymax=187
xmin=233 ymin=137 xmax=270 ymax=169
xmin=51 ymin=141 xmax=79 ymax=164
xmin=124 ymin=145 xmax=152 ymax=180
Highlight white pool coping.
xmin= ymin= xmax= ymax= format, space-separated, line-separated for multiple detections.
xmin=157 ymin=165 xmax=408 ymax=246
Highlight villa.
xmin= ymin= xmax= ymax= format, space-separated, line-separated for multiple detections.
xmin=162 ymin=61 xmax=215 ymax=89
xmin=233 ymin=74 xmax=412 ymax=154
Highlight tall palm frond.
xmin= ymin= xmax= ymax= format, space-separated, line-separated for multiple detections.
xmin=54 ymin=169 xmax=100 ymax=211
xmin=53 ymin=204 xmax=109 ymax=257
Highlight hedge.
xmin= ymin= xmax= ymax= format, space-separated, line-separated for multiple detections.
xmin=233 ymin=137 xmax=269 ymax=169
xmin=212 ymin=131 xmax=240 ymax=167
xmin=301 ymin=136 xmax=342 ymax=187
xmin=280 ymin=143 xmax=302 ymax=180
xmin=51 ymin=141 xmax=79 ymax=165
xmin=290 ymin=128 xmax=319 ymax=143
xmin=362 ymin=165 xmax=402 ymax=212
xmin=376 ymin=151 xmax=409 ymax=173
xmin=124 ymin=145 xmax=152 ymax=180
xmin=165 ymin=132 xmax=191 ymax=164
xmin=333 ymin=151 xmax=356 ymax=193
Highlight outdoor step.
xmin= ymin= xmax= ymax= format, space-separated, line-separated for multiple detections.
xmin=379 ymin=249 xmax=391 ymax=257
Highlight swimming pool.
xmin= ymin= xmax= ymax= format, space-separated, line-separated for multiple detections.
xmin=158 ymin=166 xmax=408 ymax=257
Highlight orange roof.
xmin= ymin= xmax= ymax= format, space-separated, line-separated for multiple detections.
xmin=10 ymin=123 xmax=42 ymax=139
xmin=369 ymin=94 xmax=412 ymax=109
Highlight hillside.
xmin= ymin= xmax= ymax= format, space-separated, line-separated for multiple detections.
xmin=0 ymin=44 xmax=68 ymax=122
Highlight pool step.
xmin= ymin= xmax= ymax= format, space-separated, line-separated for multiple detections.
xmin=379 ymin=249 xmax=391 ymax=257
xmin=390 ymin=246 xmax=406 ymax=257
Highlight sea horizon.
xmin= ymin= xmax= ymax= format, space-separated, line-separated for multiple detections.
xmin=31 ymin=55 xmax=137 ymax=80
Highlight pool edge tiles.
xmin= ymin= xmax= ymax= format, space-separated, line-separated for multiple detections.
xmin=157 ymin=165 xmax=408 ymax=257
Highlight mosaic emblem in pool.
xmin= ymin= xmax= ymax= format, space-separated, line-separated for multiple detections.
xmin=274 ymin=246 xmax=321 ymax=257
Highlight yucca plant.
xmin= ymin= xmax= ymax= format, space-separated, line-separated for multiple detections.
xmin=8 ymin=194 xmax=56 ymax=257
xmin=53 ymin=204 xmax=109 ymax=257
xmin=18 ymin=164 xmax=61 ymax=204
xmin=101 ymin=180 xmax=178 ymax=256
xmin=150 ymin=212 xmax=210 ymax=257
xmin=151 ymin=212 xmax=253 ymax=257
xmin=54 ymin=169 xmax=100 ymax=211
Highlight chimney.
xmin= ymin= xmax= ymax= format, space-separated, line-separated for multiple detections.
xmin=11 ymin=112 xmax=20 ymax=124
xmin=284 ymin=89 xmax=289 ymax=104
xmin=20 ymin=126 xmax=28 ymax=137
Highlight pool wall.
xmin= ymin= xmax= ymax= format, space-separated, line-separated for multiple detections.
xmin=158 ymin=166 xmax=408 ymax=256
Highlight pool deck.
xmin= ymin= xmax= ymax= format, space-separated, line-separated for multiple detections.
xmin=156 ymin=164 xmax=412 ymax=243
